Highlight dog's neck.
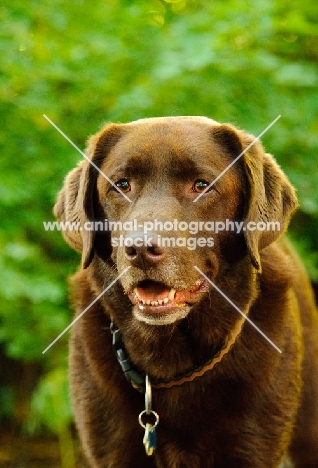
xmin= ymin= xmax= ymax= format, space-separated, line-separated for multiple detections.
xmin=110 ymin=314 xmax=246 ymax=393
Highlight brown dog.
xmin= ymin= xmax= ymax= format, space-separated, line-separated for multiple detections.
xmin=54 ymin=117 xmax=318 ymax=467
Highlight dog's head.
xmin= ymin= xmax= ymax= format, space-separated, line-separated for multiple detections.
xmin=55 ymin=117 xmax=297 ymax=325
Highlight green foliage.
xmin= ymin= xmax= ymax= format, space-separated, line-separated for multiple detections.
xmin=29 ymin=367 xmax=76 ymax=468
xmin=29 ymin=367 xmax=72 ymax=434
xmin=0 ymin=0 xmax=317 ymax=437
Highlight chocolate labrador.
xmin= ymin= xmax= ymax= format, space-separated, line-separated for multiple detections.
xmin=54 ymin=117 xmax=318 ymax=467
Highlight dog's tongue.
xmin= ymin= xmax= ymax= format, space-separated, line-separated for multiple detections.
xmin=135 ymin=283 xmax=175 ymax=302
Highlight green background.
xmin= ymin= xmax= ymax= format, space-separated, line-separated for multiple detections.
xmin=0 ymin=0 xmax=317 ymax=465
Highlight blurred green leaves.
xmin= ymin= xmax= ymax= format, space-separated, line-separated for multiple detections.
xmin=0 ymin=0 xmax=317 ymax=436
xmin=29 ymin=367 xmax=72 ymax=434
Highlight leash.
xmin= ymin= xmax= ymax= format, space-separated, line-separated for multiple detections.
xmin=110 ymin=315 xmax=246 ymax=456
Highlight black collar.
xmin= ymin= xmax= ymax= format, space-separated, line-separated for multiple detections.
xmin=111 ymin=323 xmax=146 ymax=392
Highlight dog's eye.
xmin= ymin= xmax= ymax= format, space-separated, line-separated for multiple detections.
xmin=114 ymin=178 xmax=131 ymax=193
xmin=192 ymin=180 xmax=212 ymax=193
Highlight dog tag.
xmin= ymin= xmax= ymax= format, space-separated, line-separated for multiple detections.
xmin=143 ymin=423 xmax=157 ymax=456
xmin=138 ymin=376 xmax=159 ymax=456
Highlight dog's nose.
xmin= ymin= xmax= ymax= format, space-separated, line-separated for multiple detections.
xmin=124 ymin=231 xmax=166 ymax=266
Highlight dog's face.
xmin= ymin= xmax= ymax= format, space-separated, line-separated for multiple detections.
xmin=55 ymin=117 xmax=297 ymax=326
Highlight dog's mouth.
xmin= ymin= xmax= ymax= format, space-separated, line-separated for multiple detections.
xmin=127 ymin=278 xmax=209 ymax=325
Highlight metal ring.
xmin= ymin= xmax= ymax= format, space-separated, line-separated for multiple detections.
xmin=145 ymin=375 xmax=152 ymax=415
xmin=138 ymin=410 xmax=159 ymax=429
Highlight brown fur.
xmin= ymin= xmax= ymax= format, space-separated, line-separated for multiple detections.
xmin=54 ymin=117 xmax=318 ymax=467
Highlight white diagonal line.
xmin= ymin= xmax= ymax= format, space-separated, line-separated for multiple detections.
xmin=42 ymin=266 xmax=131 ymax=354
xmin=43 ymin=114 xmax=132 ymax=203
xmin=193 ymin=115 xmax=281 ymax=202
xmin=194 ymin=266 xmax=282 ymax=353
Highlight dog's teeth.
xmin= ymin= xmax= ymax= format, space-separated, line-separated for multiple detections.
xmin=168 ymin=288 xmax=176 ymax=300
xmin=134 ymin=287 xmax=175 ymax=306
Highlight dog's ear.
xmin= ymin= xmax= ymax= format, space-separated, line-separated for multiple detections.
xmin=212 ymin=124 xmax=298 ymax=270
xmin=241 ymin=132 xmax=298 ymax=270
xmin=54 ymin=124 xmax=124 ymax=268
